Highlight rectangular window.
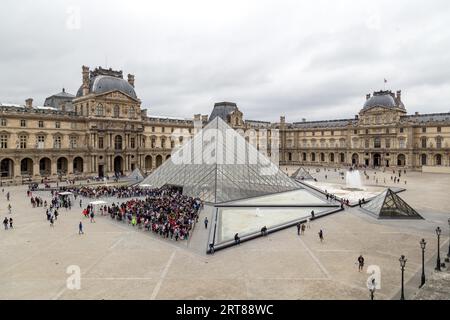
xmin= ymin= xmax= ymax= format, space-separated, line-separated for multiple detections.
xmin=422 ymin=127 xmax=426 ymax=133
xmin=151 ymin=127 xmax=155 ymax=132
xmin=37 ymin=135 xmax=45 ymax=149
xmin=385 ymin=138 xmax=390 ymax=148
xmin=374 ymin=137 xmax=381 ymax=148
xmin=38 ymin=121 xmax=44 ymax=128
xmin=437 ymin=127 xmax=441 ymax=133
xmin=399 ymin=139 xmax=406 ymax=149
xmin=98 ymin=137 xmax=104 ymax=149
xmin=19 ymin=135 xmax=27 ymax=149
xmin=421 ymin=138 xmax=427 ymax=148
xmin=399 ymin=128 xmax=404 ymax=133
xmin=20 ymin=119 xmax=26 ymax=127
xmin=162 ymin=127 xmax=165 ymax=133
xmin=0 ymin=119 xmax=6 ymax=126
xmin=70 ymin=136 xmax=77 ymax=148
xmin=0 ymin=135 xmax=7 ymax=148
xmin=54 ymin=136 xmax=61 ymax=149
xmin=55 ymin=121 xmax=60 ymax=129
xmin=130 ymin=137 xmax=135 ymax=149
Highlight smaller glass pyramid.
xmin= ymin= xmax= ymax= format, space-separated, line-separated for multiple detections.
xmin=291 ymin=167 xmax=314 ymax=180
xmin=361 ymin=188 xmax=423 ymax=219
xmin=126 ymin=168 xmax=145 ymax=182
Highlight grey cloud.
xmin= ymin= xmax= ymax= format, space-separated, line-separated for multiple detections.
xmin=1 ymin=0 xmax=450 ymax=122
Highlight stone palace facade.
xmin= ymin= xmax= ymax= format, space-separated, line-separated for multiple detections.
xmin=1 ymin=65 xmax=449 ymax=183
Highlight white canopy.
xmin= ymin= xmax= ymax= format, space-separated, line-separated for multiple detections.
xmin=58 ymin=192 xmax=73 ymax=196
xmin=89 ymin=200 xmax=107 ymax=206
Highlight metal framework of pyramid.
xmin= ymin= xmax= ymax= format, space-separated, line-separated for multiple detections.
xmin=291 ymin=167 xmax=314 ymax=180
xmin=140 ymin=117 xmax=301 ymax=203
xmin=361 ymin=188 xmax=423 ymax=219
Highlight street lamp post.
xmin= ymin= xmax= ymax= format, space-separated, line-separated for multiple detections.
xmin=446 ymin=218 xmax=450 ymax=263
xmin=399 ymin=255 xmax=407 ymax=300
xmin=420 ymin=239 xmax=426 ymax=288
xmin=435 ymin=227 xmax=442 ymax=271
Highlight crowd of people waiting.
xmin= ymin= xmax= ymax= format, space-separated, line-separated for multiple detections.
xmin=81 ymin=186 xmax=203 ymax=241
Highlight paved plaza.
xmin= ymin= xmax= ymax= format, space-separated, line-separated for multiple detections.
xmin=0 ymin=167 xmax=449 ymax=300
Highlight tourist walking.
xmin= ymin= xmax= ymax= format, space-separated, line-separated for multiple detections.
xmin=357 ymin=255 xmax=365 ymax=272
xmin=234 ymin=233 xmax=241 ymax=245
xmin=3 ymin=217 xmax=8 ymax=230
xmin=296 ymin=222 xmax=301 ymax=235
xmin=9 ymin=218 xmax=13 ymax=229
xmin=7 ymin=204 xmax=11 ymax=214
xmin=90 ymin=211 xmax=95 ymax=223
xmin=50 ymin=216 xmax=54 ymax=227
xmin=301 ymin=223 xmax=306 ymax=235
xmin=318 ymin=229 xmax=324 ymax=242
xmin=204 ymin=217 xmax=208 ymax=229
xmin=261 ymin=226 xmax=267 ymax=236
xmin=79 ymin=221 xmax=84 ymax=234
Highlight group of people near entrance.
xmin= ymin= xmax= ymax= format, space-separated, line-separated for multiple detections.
xmin=60 ymin=185 xmax=155 ymax=199
xmin=81 ymin=186 xmax=203 ymax=241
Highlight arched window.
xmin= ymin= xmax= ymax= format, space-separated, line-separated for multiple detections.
xmin=435 ymin=154 xmax=442 ymax=166
xmin=96 ymin=104 xmax=104 ymax=116
xmin=114 ymin=105 xmax=120 ymax=118
xmin=421 ymin=154 xmax=427 ymax=165
xmin=114 ymin=135 xmax=123 ymax=150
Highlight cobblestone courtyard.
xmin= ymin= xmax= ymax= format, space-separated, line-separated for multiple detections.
xmin=0 ymin=167 xmax=449 ymax=299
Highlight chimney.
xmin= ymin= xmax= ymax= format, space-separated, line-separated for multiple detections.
xmin=396 ymin=90 xmax=402 ymax=100
xmin=25 ymin=98 xmax=33 ymax=109
xmin=280 ymin=116 xmax=285 ymax=123
xmin=194 ymin=114 xmax=201 ymax=121
xmin=415 ymin=111 xmax=419 ymax=116
xmin=82 ymin=65 xmax=90 ymax=96
xmin=201 ymin=115 xmax=208 ymax=122
xmin=127 ymin=74 xmax=135 ymax=87
xmin=366 ymin=94 xmax=371 ymax=100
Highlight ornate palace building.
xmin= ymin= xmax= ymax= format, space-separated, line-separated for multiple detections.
xmin=1 ymin=65 xmax=449 ymax=183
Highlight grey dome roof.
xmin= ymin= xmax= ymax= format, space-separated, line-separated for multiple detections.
xmin=363 ymin=92 xmax=396 ymax=109
xmin=76 ymin=75 xmax=137 ymax=99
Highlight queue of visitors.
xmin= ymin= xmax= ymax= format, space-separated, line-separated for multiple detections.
xmin=60 ymin=185 xmax=156 ymax=199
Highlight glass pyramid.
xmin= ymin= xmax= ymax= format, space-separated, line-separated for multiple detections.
xmin=126 ymin=168 xmax=145 ymax=182
xmin=140 ymin=117 xmax=301 ymax=203
xmin=291 ymin=167 xmax=314 ymax=180
xmin=361 ymin=188 xmax=423 ymax=219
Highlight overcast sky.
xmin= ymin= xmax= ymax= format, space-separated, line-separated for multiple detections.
xmin=1 ymin=0 xmax=450 ymax=122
